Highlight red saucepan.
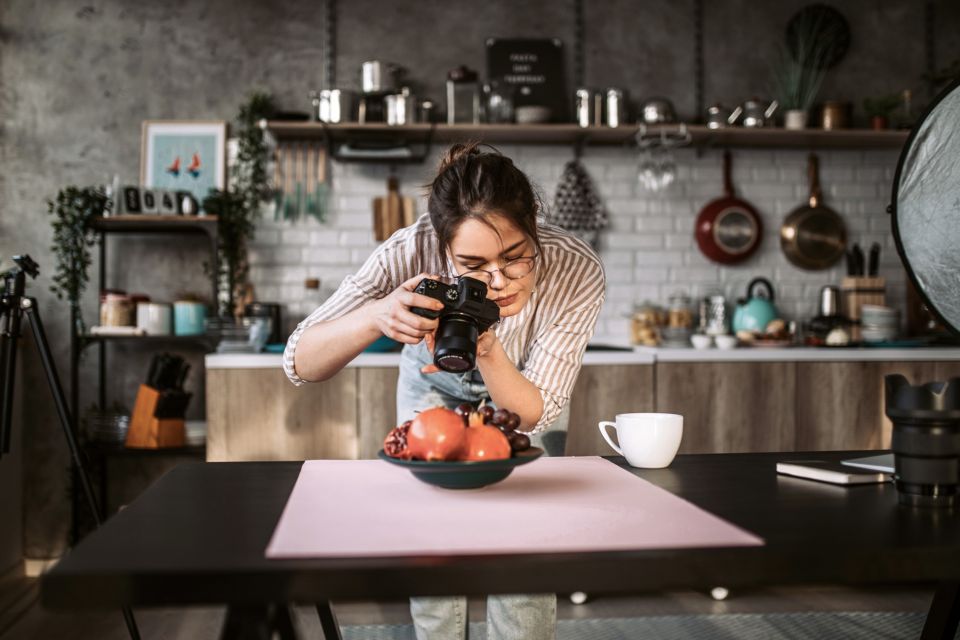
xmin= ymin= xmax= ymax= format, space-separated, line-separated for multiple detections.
xmin=695 ymin=151 xmax=763 ymax=264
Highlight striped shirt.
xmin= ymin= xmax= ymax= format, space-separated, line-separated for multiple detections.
xmin=283 ymin=213 xmax=606 ymax=434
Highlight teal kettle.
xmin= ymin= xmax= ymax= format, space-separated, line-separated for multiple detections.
xmin=732 ymin=278 xmax=778 ymax=333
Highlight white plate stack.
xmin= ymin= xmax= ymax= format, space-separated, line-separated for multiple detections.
xmin=860 ymin=305 xmax=900 ymax=343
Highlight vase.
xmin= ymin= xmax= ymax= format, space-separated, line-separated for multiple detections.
xmin=871 ymin=115 xmax=889 ymax=130
xmin=784 ymin=109 xmax=808 ymax=130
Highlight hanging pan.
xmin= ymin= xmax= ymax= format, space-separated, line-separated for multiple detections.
xmin=695 ymin=150 xmax=763 ymax=264
xmin=780 ymin=153 xmax=847 ymax=270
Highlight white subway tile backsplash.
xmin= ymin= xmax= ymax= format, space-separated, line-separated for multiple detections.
xmin=302 ymin=247 xmax=352 ymax=264
xmin=251 ymin=148 xmax=904 ymax=340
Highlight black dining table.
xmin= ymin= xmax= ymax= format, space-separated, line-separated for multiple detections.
xmin=40 ymin=451 xmax=960 ymax=640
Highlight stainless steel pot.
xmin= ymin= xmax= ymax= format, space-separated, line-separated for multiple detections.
xmin=640 ymin=97 xmax=677 ymax=124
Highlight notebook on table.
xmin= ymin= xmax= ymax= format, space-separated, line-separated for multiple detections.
xmin=841 ymin=453 xmax=895 ymax=473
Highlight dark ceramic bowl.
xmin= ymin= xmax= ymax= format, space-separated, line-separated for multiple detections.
xmin=377 ymin=447 xmax=544 ymax=489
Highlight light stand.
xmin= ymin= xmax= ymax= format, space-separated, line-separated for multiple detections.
xmin=0 ymin=254 xmax=140 ymax=640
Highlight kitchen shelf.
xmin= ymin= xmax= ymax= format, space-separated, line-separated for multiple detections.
xmin=261 ymin=121 xmax=909 ymax=151
xmin=90 ymin=215 xmax=218 ymax=237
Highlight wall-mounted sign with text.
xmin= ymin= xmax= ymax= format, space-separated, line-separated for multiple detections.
xmin=486 ymin=38 xmax=568 ymax=123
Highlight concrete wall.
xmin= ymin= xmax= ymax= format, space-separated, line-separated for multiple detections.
xmin=1 ymin=0 xmax=957 ymax=557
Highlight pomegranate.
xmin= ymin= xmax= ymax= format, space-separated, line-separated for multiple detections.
xmin=383 ymin=421 xmax=412 ymax=459
xmin=460 ymin=424 xmax=511 ymax=461
xmin=407 ymin=407 xmax=467 ymax=461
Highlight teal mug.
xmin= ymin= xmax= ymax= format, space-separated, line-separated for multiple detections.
xmin=173 ymin=301 xmax=206 ymax=336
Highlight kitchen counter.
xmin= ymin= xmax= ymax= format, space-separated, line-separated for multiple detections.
xmin=205 ymin=346 xmax=960 ymax=369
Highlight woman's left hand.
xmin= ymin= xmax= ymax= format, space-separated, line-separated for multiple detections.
xmin=420 ymin=329 xmax=499 ymax=374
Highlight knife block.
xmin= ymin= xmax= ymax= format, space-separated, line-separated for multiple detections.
xmin=842 ymin=277 xmax=886 ymax=341
xmin=126 ymin=384 xmax=185 ymax=449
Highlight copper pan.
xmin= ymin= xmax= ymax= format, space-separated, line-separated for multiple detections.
xmin=780 ymin=153 xmax=847 ymax=270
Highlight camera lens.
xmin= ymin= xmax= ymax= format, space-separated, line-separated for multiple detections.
xmin=433 ymin=313 xmax=479 ymax=372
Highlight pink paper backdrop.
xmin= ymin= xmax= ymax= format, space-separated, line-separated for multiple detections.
xmin=266 ymin=457 xmax=763 ymax=558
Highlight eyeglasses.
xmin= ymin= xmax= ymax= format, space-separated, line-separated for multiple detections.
xmin=458 ymin=254 xmax=538 ymax=286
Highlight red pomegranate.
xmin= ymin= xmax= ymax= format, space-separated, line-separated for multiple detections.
xmin=407 ymin=407 xmax=467 ymax=461
xmin=460 ymin=424 xmax=511 ymax=461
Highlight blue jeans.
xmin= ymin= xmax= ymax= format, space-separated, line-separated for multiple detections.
xmin=397 ymin=341 xmax=564 ymax=640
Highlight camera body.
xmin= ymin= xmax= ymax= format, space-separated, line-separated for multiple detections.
xmin=412 ymin=277 xmax=500 ymax=372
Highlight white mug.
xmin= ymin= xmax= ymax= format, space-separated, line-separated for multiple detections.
xmin=136 ymin=302 xmax=172 ymax=336
xmin=598 ymin=413 xmax=683 ymax=468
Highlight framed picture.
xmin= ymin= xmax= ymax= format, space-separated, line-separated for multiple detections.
xmin=141 ymin=120 xmax=227 ymax=210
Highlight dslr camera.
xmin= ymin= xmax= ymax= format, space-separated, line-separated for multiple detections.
xmin=412 ymin=276 xmax=500 ymax=373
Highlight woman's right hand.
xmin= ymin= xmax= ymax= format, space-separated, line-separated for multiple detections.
xmin=371 ymin=273 xmax=445 ymax=344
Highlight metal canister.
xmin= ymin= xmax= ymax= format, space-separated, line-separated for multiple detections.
xmin=385 ymin=88 xmax=417 ymax=126
xmin=361 ymin=61 xmax=387 ymax=93
xmin=605 ymin=88 xmax=626 ymax=128
xmin=575 ymin=88 xmax=603 ymax=127
xmin=821 ymin=101 xmax=849 ymax=130
xmin=317 ymin=89 xmax=353 ymax=123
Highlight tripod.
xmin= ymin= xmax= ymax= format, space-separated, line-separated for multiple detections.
xmin=0 ymin=255 xmax=140 ymax=640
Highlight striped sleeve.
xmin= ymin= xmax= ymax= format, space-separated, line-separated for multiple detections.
xmin=521 ymin=237 xmax=606 ymax=434
xmin=282 ymin=223 xmax=425 ymax=385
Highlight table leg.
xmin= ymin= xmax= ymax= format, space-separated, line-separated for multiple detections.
xmin=220 ymin=604 xmax=300 ymax=640
xmin=316 ymin=601 xmax=343 ymax=640
xmin=921 ymin=582 xmax=960 ymax=640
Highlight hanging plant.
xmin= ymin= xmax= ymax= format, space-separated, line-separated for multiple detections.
xmin=47 ymin=186 xmax=109 ymax=333
xmin=204 ymin=91 xmax=275 ymax=318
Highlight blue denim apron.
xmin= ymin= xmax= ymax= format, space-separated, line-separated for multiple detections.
xmin=395 ymin=340 xmax=569 ymax=456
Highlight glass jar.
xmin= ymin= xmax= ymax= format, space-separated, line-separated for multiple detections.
xmin=630 ymin=301 xmax=663 ymax=346
xmin=483 ymin=81 xmax=515 ymax=123
xmin=667 ymin=292 xmax=693 ymax=329
xmin=446 ymin=66 xmax=480 ymax=125
xmin=100 ymin=292 xmax=133 ymax=327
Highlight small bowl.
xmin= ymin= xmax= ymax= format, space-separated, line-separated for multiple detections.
xmin=714 ymin=335 xmax=738 ymax=350
xmin=515 ymin=105 xmax=552 ymax=124
xmin=690 ymin=334 xmax=713 ymax=349
xmin=378 ymin=448 xmax=543 ymax=489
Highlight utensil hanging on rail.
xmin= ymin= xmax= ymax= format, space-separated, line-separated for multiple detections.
xmin=695 ymin=150 xmax=763 ymax=264
xmin=780 ymin=153 xmax=847 ymax=270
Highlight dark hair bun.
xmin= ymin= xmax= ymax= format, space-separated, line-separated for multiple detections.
xmin=437 ymin=142 xmax=484 ymax=174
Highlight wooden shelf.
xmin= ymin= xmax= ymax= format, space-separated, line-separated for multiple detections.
xmin=90 ymin=215 xmax=218 ymax=235
xmin=261 ymin=121 xmax=909 ymax=151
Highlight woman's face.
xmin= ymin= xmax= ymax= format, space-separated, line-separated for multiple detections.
xmin=447 ymin=214 xmax=537 ymax=318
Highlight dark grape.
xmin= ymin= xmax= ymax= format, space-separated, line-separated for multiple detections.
xmin=402 ymin=420 xmax=412 ymax=428
xmin=492 ymin=408 xmax=510 ymax=426
xmin=455 ymin=402 xmax=473 ymax=416
xmin=503 ymin=413 xmax=521 ymax=433
xmin=479 ymin=405 xmax=495 ymax=423
xmin=508 ymin=431 xmax=530 ymax=452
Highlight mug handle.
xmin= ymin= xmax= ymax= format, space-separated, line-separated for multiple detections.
xmin=598 ymin=421 xmax=623 ymax=456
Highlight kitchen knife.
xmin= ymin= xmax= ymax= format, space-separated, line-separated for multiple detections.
xmin=868 ymin=242 xmax=880 ymax=276
xmin=845 ymin=249 xmax=856 ymax=276
xmin=852 ymin=243 xmax=865 ymax=276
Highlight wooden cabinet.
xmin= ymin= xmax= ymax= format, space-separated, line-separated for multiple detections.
xmin=206 ymin=368 xmax=358 ymax=461
xmin=655 ymin=362 xmax=796 ymax=454
xmin=206 ymin=359 xmax=960 ymax=461
xmin=565 ymin=365 xmax=654 ymax=456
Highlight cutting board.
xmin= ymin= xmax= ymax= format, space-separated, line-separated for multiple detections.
xmin=373 ymin=177 xmax=416 ymax=241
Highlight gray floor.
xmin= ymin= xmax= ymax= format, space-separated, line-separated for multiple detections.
xmin=0 ymin=566 xmax=937 ymax=640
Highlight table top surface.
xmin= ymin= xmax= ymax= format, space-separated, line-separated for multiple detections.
xmin=41 ymin=451 xmax=960 ymax=608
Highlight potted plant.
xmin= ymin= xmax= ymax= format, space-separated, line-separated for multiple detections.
xmin=863 ymin=94 xmax=902 ymax=130
xmin=47 ymin=186 xmax=109 ymax=334
xmin=770 ymin=10 xmax=844 ymax=130
xmin=203 ymin=92 xmax=275 ymax=319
